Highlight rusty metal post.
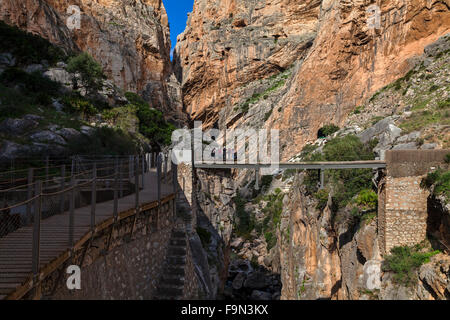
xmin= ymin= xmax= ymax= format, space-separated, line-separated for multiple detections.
xmin=141 ymin=154 xmax=145 ymax=189
xmin=59 ymin=165 xmax=65 ymax=214
xmin=91 ymin=163 xmax=97 ymax=231
xmin=26 ymin=168 xmax=34 ymax=225
xmin=32 ymin=181 xmax=42 ymax=281
xmin=69 ymin=177 xmax=75 ymax=248
xmin=135 ymin=157 xmax=139 ymax=210
xmin=114 ymin=159 xmax=118 ymax=220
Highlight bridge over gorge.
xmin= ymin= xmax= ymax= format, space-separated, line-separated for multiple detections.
xmin=0 ymin=149 xmax=447 ymax=299
xmin=194 ymin=149 xmax=449 ymax=255
xmin=0 ymin=153 xmax=180 ymax=300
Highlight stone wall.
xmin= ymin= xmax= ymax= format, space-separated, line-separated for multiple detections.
xmin=47 ymin=201 xmax=175 ymax=300
xmin=383 ymin=175 xmax=429 ymax=253
xmin=183 ymin=233 xmax=199 ymax=299
xmin=379 ymin=150 xmax=449 ymax=254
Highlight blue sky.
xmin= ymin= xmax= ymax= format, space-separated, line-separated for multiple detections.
xmin=164 ymin=0 xmax=194 ymax=56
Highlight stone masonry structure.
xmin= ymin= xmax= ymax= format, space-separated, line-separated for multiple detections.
xmin=379 ymin=150 xmax=449 ymax=254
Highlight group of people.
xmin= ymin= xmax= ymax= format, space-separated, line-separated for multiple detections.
xmin=210 ymin=147 xmax=238 ymax=162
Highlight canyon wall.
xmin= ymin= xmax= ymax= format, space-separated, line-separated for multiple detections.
xmin=0 ymin=0 xmax=185 ymax=123
xmin=175 ymin=0 xmax=450 ymax=159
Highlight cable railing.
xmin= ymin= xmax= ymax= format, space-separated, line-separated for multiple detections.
xmin=0 ymin=151 xmax=179 ymax=299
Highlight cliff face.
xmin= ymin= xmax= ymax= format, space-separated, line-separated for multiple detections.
xmin=175 ymin=0 xmax=449 ymax=158
xmin=174 ymin=0 xmax=321 ymax=127
xmin=0 ymin=0 xmax=185 ymax=123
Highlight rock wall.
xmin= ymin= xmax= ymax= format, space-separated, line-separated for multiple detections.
xmin=175 ymin=0 xmax=450 ymax=159
xmin=0 ymin=0 xmax=186 ymax=124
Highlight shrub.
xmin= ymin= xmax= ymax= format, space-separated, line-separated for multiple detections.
xmin=382 ymin=245 xmax=440 ymax=286
xmin=66 ymin=126 xmax=137 ymax=156
xmin=445 ymin=153 xmax=450 ymax=164
xmin=0 ymin=68 xmax=60 ymax=98
xmin=355 ymin=189 xmax=378 ymax=210
xmin=67 ymin=52 xmax=106 ymax=94
xmin=304 ymin=135 xmax=375 ymax=209
xmin=196 ymin=227 xmax=211 ymax=248
xmin=124 ymin=92 xmax=176 ymax=148
xmin=421 ymin=169 xmax=450 ymax=199
xmin=264 ymin=231 xmax=276 ymax=250
xmin=317 ymin=124 xmax=340 ymax=138
xmin=314 ymin=189 xmax=329 ymax=211
xmin=233 ymin=193 xmax=256 ymax=240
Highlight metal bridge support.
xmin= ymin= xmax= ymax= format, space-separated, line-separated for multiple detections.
xmin=255 ymin=166 xmax=260 ymax=190
xmin=320 ymin=168 xmax=325 ymax=190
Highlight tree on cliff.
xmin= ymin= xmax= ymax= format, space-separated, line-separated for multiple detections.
xmin=67 ymin=52 xmax=106 ymax=95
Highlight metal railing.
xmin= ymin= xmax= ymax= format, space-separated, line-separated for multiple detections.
xmin=0 ymin=151 xmax=179 ymax=298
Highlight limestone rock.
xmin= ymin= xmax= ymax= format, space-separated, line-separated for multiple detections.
xmin=0 ymin=53 xmax=16 ymax=67
xmin=0 ymin=118 xmax=39 ymax=135
xmin=250 ymin=290 xmax=272 ymax=301
xmin=244 ymin=272 xmax=269 ymax=290
xmin=0 ymin=141 xmax=30 ymax=160
xmin=232 ymin=272 xmax=246 ymax=290
xmin=30 ymin=130 xmax=66 ymax=145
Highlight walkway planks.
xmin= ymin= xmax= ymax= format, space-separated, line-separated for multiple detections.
xmin=0 ymin=170 xmax=174 ymax=300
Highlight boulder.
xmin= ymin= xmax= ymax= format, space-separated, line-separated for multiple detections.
xmin=43 ymin=68 xmax=73 ymax=88
xmin=250 ymin=290 xmax=272 ymax=300
xmin=0 ymin=53 xmax=16 ymax=67
xmin=56 ymin=128 xmax=81 ymax=141
xmin=23 ymin=114 xmax=43 ymax=122
xmin=80 ymin=125 xmax=94 ymax=135
xmin=244 ymin=271 xmax=270 ymax=289
xmin=0 ymin=141 xmax=30 ymax=160
xmin=230 ymin=237 xmax=244 ymax=249
xmin=396 ymin=131 xmax=421 ymax=144
xmin=30 ymin=130 xmax=66 ymax=145
xmin=392 ymin=142 xmax=418 ymax=150
xmin=420 ymin=143 xmax=437 ymax=150
xmin=362 ymin=260 xmax=381 ymax=291
xmin=24 ymin=64 xmax=44 ymax=74
xmin=232 ymin=272 xmax=246 ymax=290
xmin=0 ymin=118 xmax=39 ymax=135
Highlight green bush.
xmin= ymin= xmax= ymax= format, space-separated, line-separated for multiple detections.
xmin=420 ymin=169 xmax=450 ymax=199
xmin=196 ymin=227 xmax=211 ymax=248
xmin=66 ymin=126 xmax=137 ymax=156
xmin=0 ymin=68 xmax=61 ymax=99
xmin=233 ymin=193 xmax=256 ymax=240
xmin=318 ymin=124 xmax=340 ymax=138
xmin=314 ymin=189 xmax=329 ymax=211
xmin=0 ymin=20 xmax=67 ymax=65
xmin=124 ymin=92 xmax=176 ymax=148
xmin=382 ymin=245 xmax=440 ymax=286
xmin=304 ymin=135 xmax=375 ymax=209
xmin=445 ymin=153 xmax=450 ymax=164
xmin=264 ymin=231 xmax=276 ymax=250
xmin=67 ymin=52 xmax=105 ymax=93
xmin=355 ymin=189 xmax=378 ymax=210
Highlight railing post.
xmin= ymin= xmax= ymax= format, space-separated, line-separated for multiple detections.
xmin=26 ymin=168 xmax=34 ymax=225
xmin=135 ymin=157 xmax=139 ymax=210
xmin=157 ymin=153 xmax=162 ymax=228
xmin=91 ymin=163 xmax=96 ymax=231
xmin=119 ymin=159 xmax=124 ymax=198
xmin=114 ymin=159 xmax=119 ymax=220
xmin=32 ymin=181 xmax=42 ymax=283
xmin=44 ymin=156 xmax=49 ymax=188
xmin=59 ymin=165 xmax=65 ymax=214
xmin=71 ymin=158 xmax=75 ymax=177
xmin=141 ymin=154 xmax=145 ymax=189
xmin=69 ymin=177 xmax=75 ymax=248
xmin=164 ymin=152 xmax=168 ymax=182
xmin=172 ymin=163 xmax=177 ymax=221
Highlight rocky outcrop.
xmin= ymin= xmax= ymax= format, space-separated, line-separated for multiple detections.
xmin=0 ymin=0 xmax=186 ymax=123
xmin=175 ymin=0 xmax=449 ymax=159
xmin=174 ymin=0 xmax=321 ymax=128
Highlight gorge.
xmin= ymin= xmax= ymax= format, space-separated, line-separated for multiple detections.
xmin=0 ymin=0 xmax=449 ymax=300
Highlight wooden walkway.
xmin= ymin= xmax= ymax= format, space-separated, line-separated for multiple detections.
xmin=0 ymin=170 xmax=174 ymax=300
